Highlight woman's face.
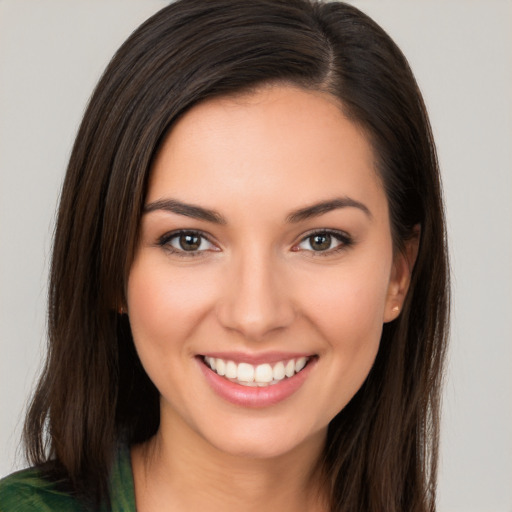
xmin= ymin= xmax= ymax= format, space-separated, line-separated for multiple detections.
xmin=127 ymin=85 xmax=409 ymax=460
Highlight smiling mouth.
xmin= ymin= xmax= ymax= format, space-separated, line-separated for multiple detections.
xmin=202 ymin=356 xmax=313 ymax=387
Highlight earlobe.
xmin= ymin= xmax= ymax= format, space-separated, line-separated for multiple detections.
xmin=384 ymin=225 xmax=420 ymax=323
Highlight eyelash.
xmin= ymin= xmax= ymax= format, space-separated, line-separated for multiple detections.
xmin=157 ymin=229 xmax=353 ymax=257
xmin=294 ymin=229 xmax=353 ymax=256
xmin=157 ymin=230 xmax=216 ymax=258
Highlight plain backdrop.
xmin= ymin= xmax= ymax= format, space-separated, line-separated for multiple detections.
xmin=1 ymin=1 xmax=511 ymax=511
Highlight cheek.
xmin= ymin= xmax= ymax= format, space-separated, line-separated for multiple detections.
xmin=299 ymin=256 xmax=391 ymax=390
xmin=306 ymin=262 xmax=390 ymax=336
xmin=126 ymin=261 xmax=217 ymax=354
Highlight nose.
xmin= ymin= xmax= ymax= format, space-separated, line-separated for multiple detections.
xmin=216 ymin=249 xmax=296 ymax=340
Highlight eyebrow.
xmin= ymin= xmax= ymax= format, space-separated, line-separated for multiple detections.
xmin=143 ymin=199 xmax=227 ymax=224
xmin=143 ymin=196 xmax=371 ymax=224
xmin=286 ymin=197 xmax=372 ymax=223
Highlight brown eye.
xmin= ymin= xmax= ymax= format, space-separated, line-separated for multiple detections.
xmin=160 ymin=231 xmax=215 ymax=254
xmin=296 ymin=230 xmax=352 ymax=254
xmin=179 ymin=233 xmax=201 ymax=251
xmin=309 ymin=233 xmax=332 ymax=251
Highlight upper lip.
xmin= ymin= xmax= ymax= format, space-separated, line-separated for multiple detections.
xmin=198 ymin=351 xmax=316 ymax=365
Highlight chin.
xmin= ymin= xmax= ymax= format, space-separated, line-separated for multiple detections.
xmin=195 ymin=415 xmax=327 ymax=461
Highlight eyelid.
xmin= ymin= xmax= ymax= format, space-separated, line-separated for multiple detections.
xmin=157 ymin=229 xmax=220 ymax=256
xmin=156 ymin=228 xmax=353 ymax=257
xmin=293 ymin=228 xmax=353 ymax=254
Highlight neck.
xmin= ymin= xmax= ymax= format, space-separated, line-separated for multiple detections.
xmin=131 ymin=413 xmax=328 ymax=512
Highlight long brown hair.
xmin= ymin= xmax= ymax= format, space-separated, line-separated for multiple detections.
xmin=24 ymin=1 xmax=450 ymax=510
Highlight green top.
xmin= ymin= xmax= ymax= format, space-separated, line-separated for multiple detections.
xmin=0 ymin=445 xmax=136 ymax=512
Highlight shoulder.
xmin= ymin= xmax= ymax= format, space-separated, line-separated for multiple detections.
xmin=0 ymin=467 xmax=87 ymax=512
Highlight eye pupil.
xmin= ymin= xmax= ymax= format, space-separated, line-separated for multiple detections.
xmin=179 ymin=233 xmax=201 ymax=251
xmin=310 ymin=233 xmax=331 ymax=251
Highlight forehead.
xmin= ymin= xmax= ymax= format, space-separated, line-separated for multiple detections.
xmin=148 ymin=85 xmax=386 ymax=221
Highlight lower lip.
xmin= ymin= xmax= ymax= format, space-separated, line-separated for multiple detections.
xmin=197 ymin=357 xmax=316 ymax=408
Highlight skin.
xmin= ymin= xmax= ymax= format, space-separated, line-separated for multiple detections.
xmin=127 ymin=85 xmax=414 ymax=512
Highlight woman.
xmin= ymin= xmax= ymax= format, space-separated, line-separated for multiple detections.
xmin=0 ymin=0 xmax=449 ymax=511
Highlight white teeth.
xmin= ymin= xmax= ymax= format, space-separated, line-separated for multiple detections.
xmin=285 ymin=359 xmax=295 ymax=378
xmin=204 ymin=356 xmax=311 ymax=386
xmin=225 ymin=360 xmax=237 ymax=379
xmin=254 ymin=363 xmax=273 ymax=383
xmin=237 ymin=362 xmax=255 ymax=382
xmin=295 ymin=357 xmax=307 ymax=373
xmin=215 ymin=358 xmax=226 ymax=376
xmin=273 ymin=361 xmax=285 ymax=381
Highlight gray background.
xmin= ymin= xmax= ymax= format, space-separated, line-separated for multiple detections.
xmin=1 ymin=1 xmax=511 ymax=511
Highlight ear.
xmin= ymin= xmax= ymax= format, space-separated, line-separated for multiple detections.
xmin=383 ymin=225 xmax=420 ymax=323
